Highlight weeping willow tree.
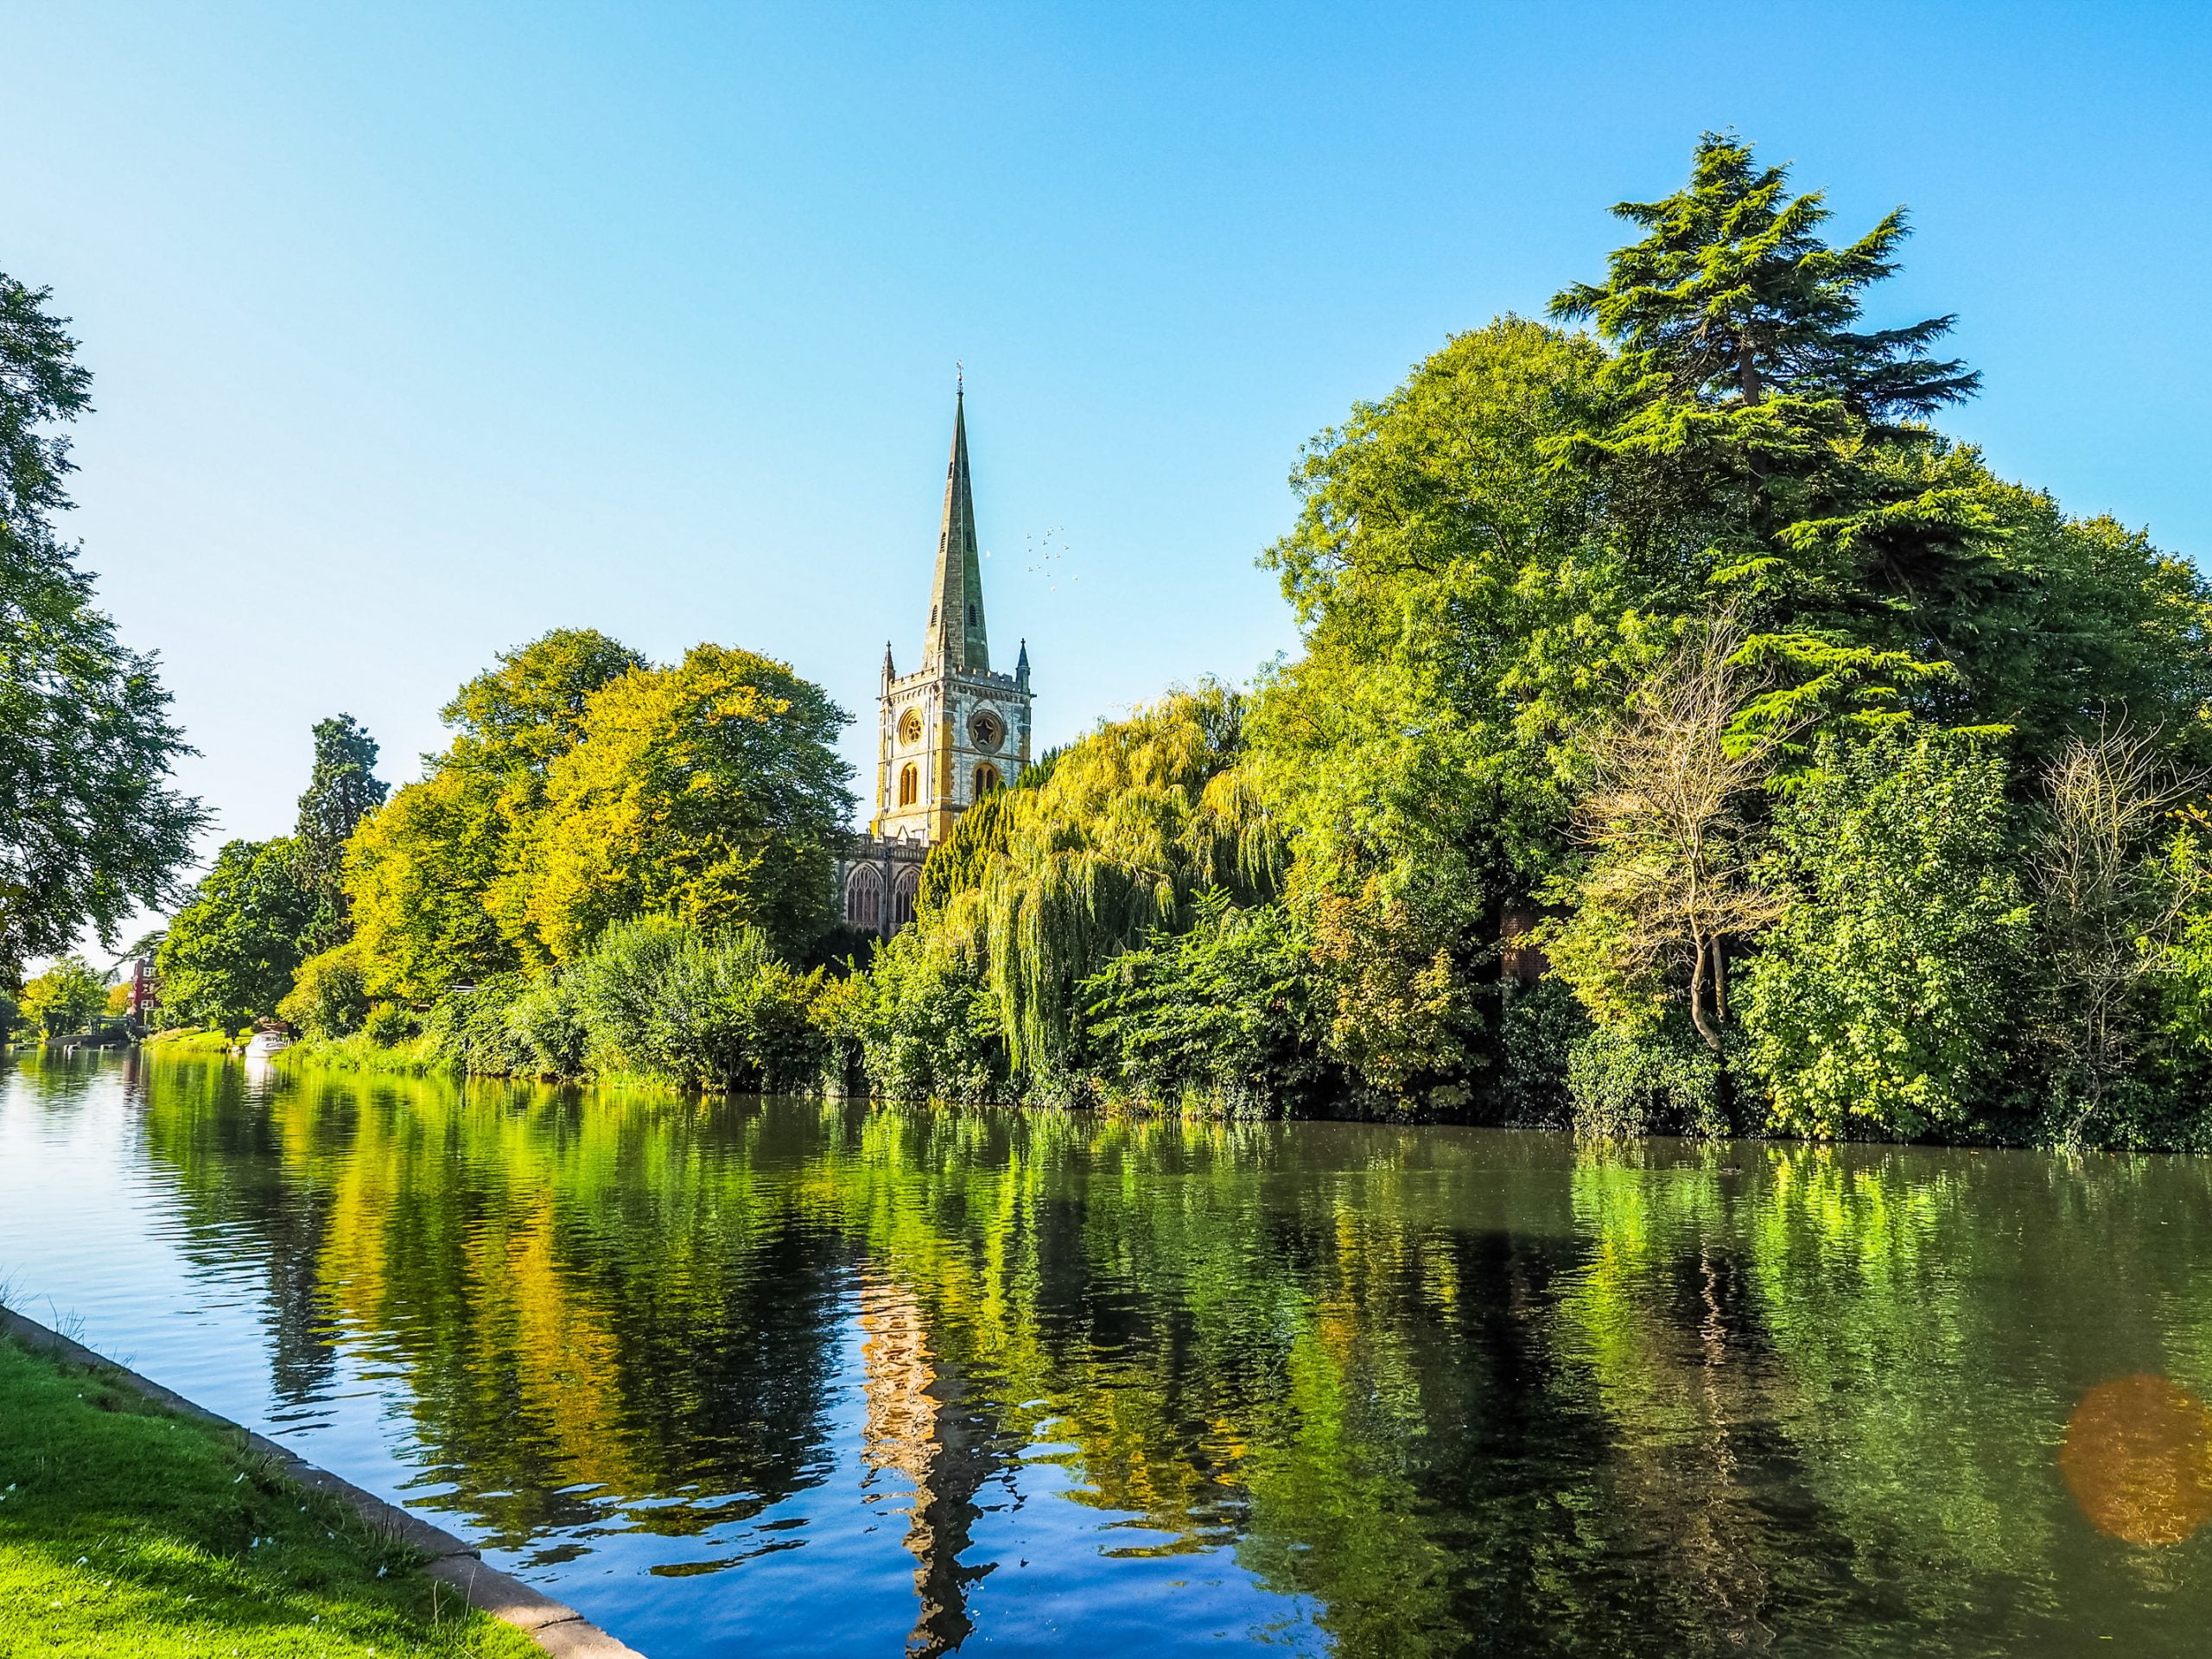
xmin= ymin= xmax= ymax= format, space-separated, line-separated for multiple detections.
xmin=906 ymin=682 xmax=1282 ymax=1084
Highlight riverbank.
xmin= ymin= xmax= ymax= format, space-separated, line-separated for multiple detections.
xmin=0 ymin=1309 xmax=639 ymax=1657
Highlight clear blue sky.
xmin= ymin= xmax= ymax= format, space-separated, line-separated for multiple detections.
xmin=6 ymin=1 xmax=2209 ymax=912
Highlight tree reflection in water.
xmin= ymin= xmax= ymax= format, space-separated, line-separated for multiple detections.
xmin=64 ymin=1055 xmax=2212 ymax=1657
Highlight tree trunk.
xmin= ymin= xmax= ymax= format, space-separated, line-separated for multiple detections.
xmin=1735 ymin=340 xmax=1763 ymax=404
xmin=1688 ymin=936 xmax=1722 ymax=1052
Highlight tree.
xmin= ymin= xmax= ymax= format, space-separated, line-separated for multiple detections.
xmin=912 ymin=682 xmax=1277 ymax=1083
xmin=1549 ymin=132 xmax=1976 ymax=425
xmin=346 ymin=766 xmax=511 ymax=999
xmin=502 ymin=643 xmax=855 ymax=961
xmin=18 ymin=954 xmax=106 ymax=1035
xmin=1542 ymin=618 xmax=1784 ymax=1049
xmin=1739 ymin=729 xmax=2031 ymax=1140
xmin=2031 ymin=728 xmax=2203 ymax=1138
xmin=1548 ymin=132 xmax=1989 ymax=747
xmin=1253 ymin=319 xmax=1618 ymax=931
xmin=0 ymin=268 xmax=204 ymax=973
xmin=346 ymin=629 xmax=645 ymax=997
xmin=276 ymin=941 xmax=371 ymax=1040
xmin=156 ymin=839 xmax=316 ymax=1030
xmin=441 ymin=626 xmax=645 ymax=784
xmin=293 ymin=715 xmax=386 ymax=954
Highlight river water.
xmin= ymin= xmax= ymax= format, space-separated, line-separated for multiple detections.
xmin=5 ymin=1052 xmax=2212 ymax=1656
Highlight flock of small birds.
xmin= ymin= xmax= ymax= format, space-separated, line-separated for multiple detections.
xmin=988 ymin=525 xmax=1076 ymax=593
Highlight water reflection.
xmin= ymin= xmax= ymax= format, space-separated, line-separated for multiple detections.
xmin=7 ymin=1053 xmax=2212 ymax=1656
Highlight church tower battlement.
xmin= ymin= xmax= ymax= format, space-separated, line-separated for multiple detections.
xmin=837 ymin=385 xmax=1034 ymax=937
xmin=868 ymin=383 xmax=1034 ymax=846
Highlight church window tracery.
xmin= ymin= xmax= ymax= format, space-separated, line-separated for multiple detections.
xmin=844 ymin=865 xmax=884 ymax=929
xmin=974 ymin=764 xmax=1001 ymax=797
xmin=898 ymin=763 xmax=919 ymax=806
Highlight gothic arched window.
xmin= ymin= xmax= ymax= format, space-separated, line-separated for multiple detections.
xmin=892 ymin=868 xmax=919 ymax=929
xmin=974 ymin=763 xmax=1001 ymax=798
xmin=898 ymin=763 xmax=919 ymax=807
xmin=844 ymin=865 xmax=884 ymax=930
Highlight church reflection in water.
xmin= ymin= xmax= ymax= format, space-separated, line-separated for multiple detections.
xmin=858 ymin=1274 xmax=997 ymax=1657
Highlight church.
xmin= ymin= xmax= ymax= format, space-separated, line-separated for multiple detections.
xmin=836 ymin=386 xmax=1034 ymax=935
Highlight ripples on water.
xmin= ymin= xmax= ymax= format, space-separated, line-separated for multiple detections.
xmin=5 ymin=1052 xmax=2212 ymax=1656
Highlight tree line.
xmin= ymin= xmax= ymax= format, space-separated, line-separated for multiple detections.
xmin=14 ymin=132 xmax=2212 ymax=1145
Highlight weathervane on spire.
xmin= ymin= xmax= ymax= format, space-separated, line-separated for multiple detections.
xmin=957 ymin=359 xmax=963 ymax=395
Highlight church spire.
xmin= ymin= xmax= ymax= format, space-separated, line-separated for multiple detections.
xmin=923 ymin=380 xmax=988 ymax=672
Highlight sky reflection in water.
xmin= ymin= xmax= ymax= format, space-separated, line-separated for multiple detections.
xmin=5 ymin=1051 xmax=2212 ymax=1656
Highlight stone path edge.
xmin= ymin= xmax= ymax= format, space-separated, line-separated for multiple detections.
xmin=0 ymin=1302 xmax=647 ymax=1659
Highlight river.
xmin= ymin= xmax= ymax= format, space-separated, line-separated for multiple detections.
xmin=3 ymin=1050 xmax=2211 ymax=1656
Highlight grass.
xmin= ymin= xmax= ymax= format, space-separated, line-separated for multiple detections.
xmin=141 ymin=1028 xmax=234 ymax=1055
xmin=273 ymin=1033 xmax=451 ymax=1078
xmin=0 ymin=1335 xmax=542 ymax=1658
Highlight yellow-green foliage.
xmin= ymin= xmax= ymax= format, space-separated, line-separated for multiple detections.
xmin=19 ymin=956 xmax=106 ymax=1034
xmin=346 ymin=764 xmax=508 ymax=1001
xmin=496 ymin=643 xmax=855 ymax=962
xmin=346 ymin=632 xmax=853 ymax=1002
xmin=276 ymin=941 xmax=370 ymax=1040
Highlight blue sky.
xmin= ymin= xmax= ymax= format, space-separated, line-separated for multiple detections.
xmin=5 ymin=1 xmax=2210 ymax=906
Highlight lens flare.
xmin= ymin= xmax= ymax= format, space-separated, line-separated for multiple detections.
xmin=2060 ymin=1375 xmax=2212 ymax=1546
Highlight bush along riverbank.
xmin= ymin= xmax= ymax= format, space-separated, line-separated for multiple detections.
xmin=0 ymin=1328 xmax=544 ymax=1658
xmin=154 ymin=134 xmax=2212 ymax=1150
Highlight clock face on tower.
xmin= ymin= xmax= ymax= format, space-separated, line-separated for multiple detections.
xmin=970 ymin=709 xmax=1006 ymax=752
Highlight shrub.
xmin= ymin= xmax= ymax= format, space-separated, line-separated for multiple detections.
xmin=568 ymin=915 xmax=826 ymax=1090
xmin=1566 ymin=1020 xmax=1727 ymax=1139
xmin=1493 ymin=978 xmax=1589 ymax=1128
xmin=1739 ymin=730 xmax=2031 ymax=1141
xmin=823 ymin=931 xmax=1008 ymax=1103
xmin=1076 ymin=893 xmax=1333 ymax=1115
xmin=419 ymin=974 xmax=539 ymax=1075
xmin=506 ymin=976 xmax=589 ymax=1076
xmin=360 ymin=1001 xmax=422 ymax=1047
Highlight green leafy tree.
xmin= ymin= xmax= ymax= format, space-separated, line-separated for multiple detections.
xmin=1253 ymin=318 xmax=1618 ymax=933
xmin=346 ymin=629 xmax=645 ymax=998
xmin=292 ymin=715 xmax=385 ymax=954
xmin=1740 ymin=729 xmax=2031 ymax=1139
xmin=502 ymin=643 xmax=855 ymax=961
xmin=18 ymin=954 xmax=106 ymax=1035
xmin=0 ymin=268 xmax=205 ymax=972
xmin=156 ymin=840 xmax=316 ymax=1031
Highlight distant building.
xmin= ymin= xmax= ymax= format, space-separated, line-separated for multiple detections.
xmin=836 ymin=387 xmax=1033 ymax=936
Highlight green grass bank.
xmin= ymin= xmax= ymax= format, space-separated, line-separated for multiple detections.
xmin=0 ymin=1333 xmax=540 ymax=1658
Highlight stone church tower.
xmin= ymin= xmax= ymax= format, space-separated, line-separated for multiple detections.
xmin=837 ymin=386 xmax=1033 ymax=934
